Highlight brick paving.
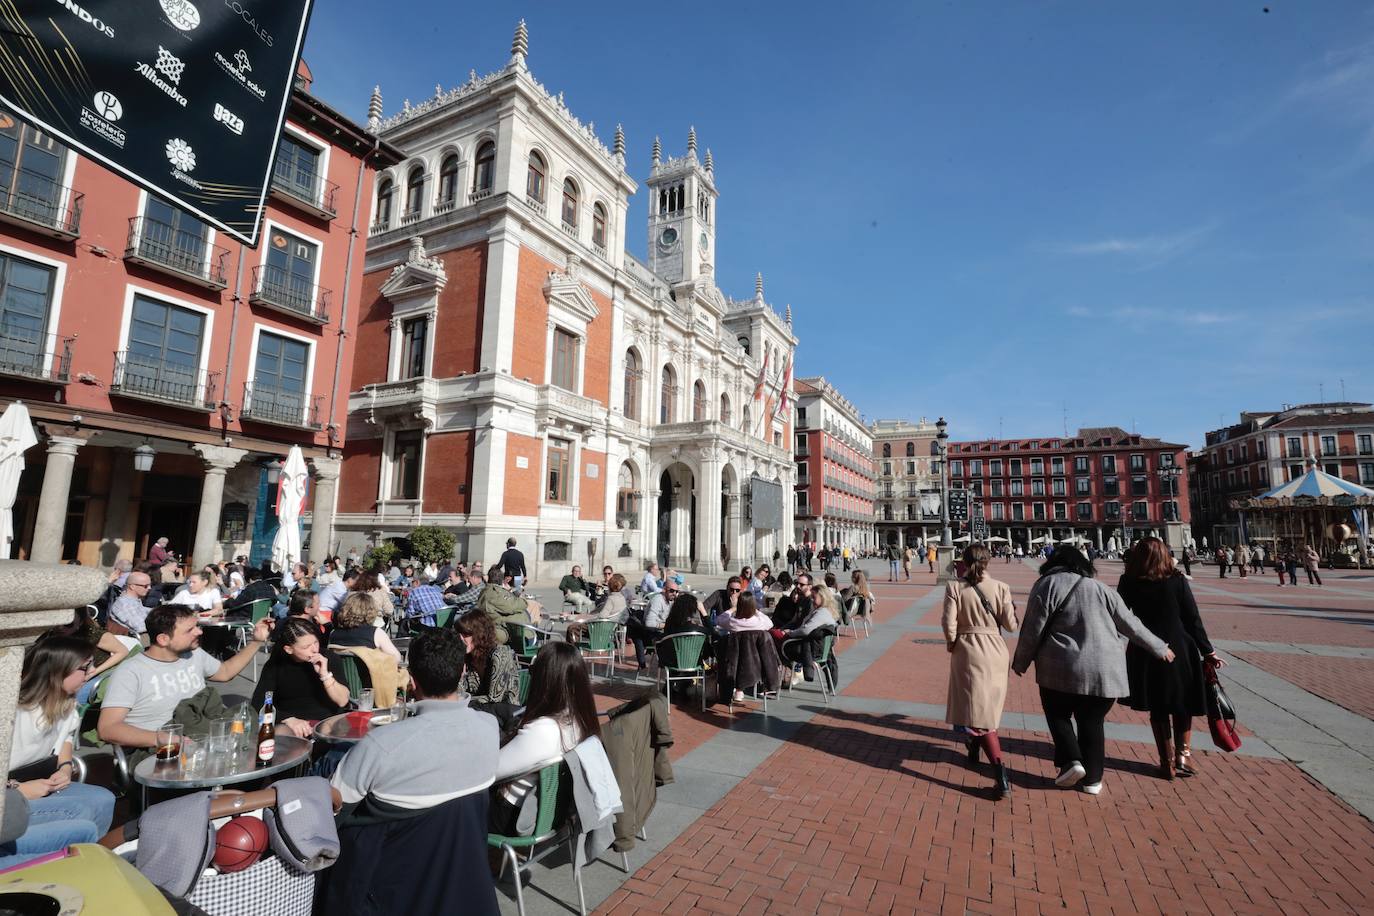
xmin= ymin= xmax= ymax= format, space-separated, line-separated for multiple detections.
xmin=581 ymin=560 xmax=1374 ymax=915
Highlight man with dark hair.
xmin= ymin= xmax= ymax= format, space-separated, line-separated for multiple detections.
xmin=703 ymin=576 xmax=743 ymax=625
xmin=477 ymin=565 xmax=534 ymax=643
xmin=498 ymin=537 xmax=527 ymax=595
xmin=224 ymin=564 xmax=276 ymax=616
xmin=331 ymin=629 xmax=498 ymax=812
xmin=319 ymin=567 xmax=356 ymax=614
xmin=771 ymin=572 xmax=814 ymax=631
xmin=98 ymin=606 xmax=270 ymax=754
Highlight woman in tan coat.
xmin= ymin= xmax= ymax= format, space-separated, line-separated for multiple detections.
xmin=943 ymin=544 xmax=1018 ymax=799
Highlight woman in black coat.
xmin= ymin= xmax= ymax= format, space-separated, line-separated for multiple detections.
xmin=1117 ymin=537 xmax=1225 ymax=779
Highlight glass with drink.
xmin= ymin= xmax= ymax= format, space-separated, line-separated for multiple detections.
xmin=357 ymin=688 xmax=373 ymax=712
xmin=155 ymin=723 xmax=184 ymax=767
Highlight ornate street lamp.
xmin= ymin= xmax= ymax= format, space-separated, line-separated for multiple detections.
xmin=263 ymin=458 xmax=283 ymax=485
xmin=937 ymin=417 xmax=951 ymax=547
xmin=132 ymin=441 xmax=155 ymax=473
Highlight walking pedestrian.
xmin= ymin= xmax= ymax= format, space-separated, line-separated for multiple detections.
xmin=943 ymin=545 xmax=1018 ymax=799
xmin=901 ymin=545 xmax=913 ymax=581
xmin=1116 ymin=537 xmax=1225 ymax=780
xmin=1237 ymin=544 xmax=1250 ymax=579
xmin=1284 ymin=547 xmax=1299 ymax=586
xmin=927 ymin=544 xmax=937 ymax=574
xmin=1011 ymin=545 xmax=1174 ymax=795
xmin=1180 ymin=546 xmax=1192 ymax=577
xmin=1217 ymin=546 xmax=1229 ymax=579
xmin=1302 ymin=544 xmax=1323 ymax=586
xmin=1251 ymin=543 xmax=1265 ymax=575
xmin=885 ymin=543 xmax=900 ymax=582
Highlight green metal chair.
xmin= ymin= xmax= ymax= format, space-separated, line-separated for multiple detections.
xmin=576 ymin=619 xmax=619 ymax=678
xmin=227 ymin=599 xmax=274 ymax=679
xmin=329 ymin=651 xmax=371 ymax=703
xmin=653 ymin=633 xmax=707 ymax=712
xmin=505 ymin=621 xmax=551 ymax=667
xmin=487 ymin=760 xmax=586 ymax=916
xmin=434 ymin=607 xmax=454 ymax=629
xmin=782 ymin=633 xmax=836 ymax=703
xmin=517 ymin=668 xmax=531 ymax=705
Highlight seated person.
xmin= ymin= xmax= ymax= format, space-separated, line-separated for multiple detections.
xmin=769 ymin=573 xmax=814 ymax=631
xmin=840 ymin=570 xmax=875 ymax=622
xmin=626 ymin=578 xmax=676 ymax=669
xmin=477 ymin=565 xmax=536 ymax=643
xmin=1 ymin=637 xmax=117 ymax=869
xmin=352 ymin=570 xmax=396 ymax=623
xmin=97 ymin=605 xmax=270 ymax=757
xmin=564 ymin=573 xmax=628 ymax=643
xmin=328 ymin=593 xmax=403 ymax=664
xmin=756 ymin=564 xmax=776 ymax=590
xmin=331 ymin=629 xmax=499 ymax=813
xmin=314 ymin=560 xmax=340 ymax=587
xmin=223 ymin=565 xmax=277 ymax=618
xmin=639 ymin=562 xmax=663 ymax=597
xmin=492 ymin=643 xmax=599 ymax=830
xmin=442 ymin=565 xmax=469 ymax=601
xmin=448 ymin=567 xmax=487 ymax=612
xmin=287 ymin=589 xmax=329 ymax=638
xmin=454 ymin=611 xmax=520 ymax=706
xmin=108 ymin=571 xmax=153 ymax=636
xmin=702 ymin=576 xmax=743 ymax=625
xmin=43 ymin=606 xmax=128 ymax=705
xmin=251 ymin=618 xmax=350 ymax=738
xmin=319 ymin=567 xmax=356 ymax=616
xmin=659 ymin=593 xmax=713 ymax=668
xmin=714 ymin=591 xmax=773 ymax=634
xmin=558 ymin=565 xmax=596 ymax=614
xmin=775 ymin=586 xmax=838 ymax=684
xmin=168 ymin=570 xmax=224 ymax=614
xmin=405 ymin=581 xmax=448 ymax=627
xmin=594 ymin=565 xmax=615 ymax=602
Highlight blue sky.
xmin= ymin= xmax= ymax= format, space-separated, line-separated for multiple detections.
xmin=304 ymin=2 xmax=1374 ymax=448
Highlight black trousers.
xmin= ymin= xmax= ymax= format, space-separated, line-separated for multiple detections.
xmin=1304 ymin=565 xmax=1322 ymax=585
xmin=1039 ymin=687 xmax=1115 ymax=784
xmin=625 ymin=620 xmax=662 ymax=667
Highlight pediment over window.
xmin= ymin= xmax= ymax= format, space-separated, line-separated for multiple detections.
xmin=544 ymin=252 xmax=599 ymax=325
xmin=381 ymin=236 xmax=447 ymax=308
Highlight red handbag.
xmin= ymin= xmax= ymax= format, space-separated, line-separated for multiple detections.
xmin=1205 ymin=665 xmax=1242 ymax=752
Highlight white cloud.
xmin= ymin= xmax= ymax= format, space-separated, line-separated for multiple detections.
xmin=1065 ymin=304 xmax=1236 ymax=326
xmin=1041 ymin=223 xmax=1216 ymax=269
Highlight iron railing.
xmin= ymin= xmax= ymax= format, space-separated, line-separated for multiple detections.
xmin=0 ymin=170 xmax=82 ymax=238
xmin=124 ymin=217 xmax=229 ymax=288
xmin=240 ymin=381 xmax=322 ymax=428
xmin=0 ymin=329 xmax=72 ymax=383
xmin=110 ymin=350 xmax=217 ymax=409
xmin=271 ymin=164 xmax=338 ymax=217
xmin=250 ymin=264 xmax=331 ymax=323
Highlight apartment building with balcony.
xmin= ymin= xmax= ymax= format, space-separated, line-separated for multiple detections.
xmin=792 ymin=376 xmax=874 ymax=550
xmin=0 ymin=64 xmax=401 ymax=566
xmin=1189 ymin=401 xmax=1374 ymax=546
xmin=337 ymin=24 xmax=797 ymax=576
xmin=869 ymin=417 xmax=942 ymax=547
xmin=947 ymin=427 xmax=1190 ymax=551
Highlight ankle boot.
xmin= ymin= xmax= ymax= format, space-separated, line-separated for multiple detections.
xmin=1151 ymin=721 xmax=1175 ymax=780
xmin=993 ymin=763 xmax=1011 ymax=799
xmin=1175 ymin=729 xmax=1196 ymax=776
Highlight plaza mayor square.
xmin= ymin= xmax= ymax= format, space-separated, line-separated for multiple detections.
xmin=0 ymin=2 xmax=1369 ymax=914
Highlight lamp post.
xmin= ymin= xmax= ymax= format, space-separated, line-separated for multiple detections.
xmin=1158 ymin=464 xmax=1183 ymax=549
xmin=937 ymin=417 xmax=951 ymax=547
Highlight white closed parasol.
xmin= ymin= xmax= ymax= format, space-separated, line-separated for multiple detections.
xmin=0 ymin=402 xmax=38 ymax=559
xmin=270 ymin=446 xmax=309 ymax=572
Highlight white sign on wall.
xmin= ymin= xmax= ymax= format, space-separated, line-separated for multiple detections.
xmin=586 ymin=463 xmax=599 ymax=478
xmin=515 ymin=456 xmax=529 ymax=469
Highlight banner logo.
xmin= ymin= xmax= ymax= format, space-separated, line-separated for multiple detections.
xmin=135 ymin=49 xmax=189 ymax=107
xmin=214 ymin=48 xmax=267 ymax=100
xmin=155 ymin=47 xmax=185 ymax=85
xmin=55 ymin=0 xmax=114 ymax=38
xmin=223 ymin=1 xmax=272 ymax=46
xmin=160 ymin=0 xmax=201 ymax=31
xmin=79 ymin=91 xmax=126 ymax=148
xmin=93 ymin=91 xmax=122 ymax=121
xmin=213 ymin=102 xmax=243 ymax=135
xmin=234 ymin=49 xmax=251 ymax=72
xmin=166 ymin=137 xmax=196 ymax=171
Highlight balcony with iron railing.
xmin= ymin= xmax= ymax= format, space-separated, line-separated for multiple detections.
xmin=249 ymin=264 xmax=331 ymax=325
xmin=239 ymin=381 xmax=322 ymax=429
xmin=0 ymin=171 xmax=82 ymax=240
xmin=124 ymin=217 xmax=229 ymax=290
xmin=110 ymin=351 xmax=217 ymax=411
xmin=0 ymin=329 xmax=73 ymax=384
xmin=269 ymin=166 xmax=338 ymax=220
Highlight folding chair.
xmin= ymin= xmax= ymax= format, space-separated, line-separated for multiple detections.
xmin=488 ymin=760 xmax=587 ymax=916
xmin=576 ymin=619 xmax=619 ymax=679
xmin=653 ymin=633 xmax=707 ymax=712
xmin=782 ymin=633 xmax=837 ymax=703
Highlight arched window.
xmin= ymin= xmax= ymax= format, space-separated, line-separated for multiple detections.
xmin=929 ymin=440 xmax=940 ymax=456
xmin=737 ymin=336 xmax=750 ymax=356
xmin=591 ymin=202 xmax=607 ymax=249
xmin=905 ymin=441 xmax=915 ymax=458
xmin=404 ymin=165 xmax=425 ymax=219
xmin=374 ymin=178 xmax=394 ymax=229
xmin=561 ymin=178 xmax=579 ymax=230
xmin=437 ymin=154 xmax=459 ymax=209
xmin=616 ymin=462 xmax=639 ymax=528
xmin=742 ymin=405 xmax=751 ymax=433
xmin=882 ymin=443 xmax=892 ymax=458
xmin=473 ymin=141 xmax=495 ymax=193
xmin=526 ymin=151 xmax=545 ymax=203
xmin=693 ymin=380 xmax=707 ymax=421
xmin=623 ymin=348 xmax=642 ymax=420
xmin=659 ymin=365 xmax=677 ymax=424
xmin=719 ymin=393 xmax=731 ymax=425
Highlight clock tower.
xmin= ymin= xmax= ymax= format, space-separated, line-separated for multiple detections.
xmin=646 ymin=127 xmax=717 ymax=287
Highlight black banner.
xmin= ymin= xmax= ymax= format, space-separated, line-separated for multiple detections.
xmin=0 ymin=0 xmax=313 ymax=244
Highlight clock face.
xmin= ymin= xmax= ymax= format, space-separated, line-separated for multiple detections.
xmin=698 ymin=232 xmax=709 ymax=253
xmin=659 ymin=227 xmax=679 ymax=248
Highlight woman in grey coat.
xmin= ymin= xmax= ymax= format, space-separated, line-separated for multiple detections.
xmin=1011 ymin=546 xmax=1174 ymax=795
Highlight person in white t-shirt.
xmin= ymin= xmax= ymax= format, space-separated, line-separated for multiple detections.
xmin=98 ymin=605 xmax=270 ymax=754
xmin=168 ymin=572 xmax=223 ymax=615
xmin=2 ymin=637 xmax=116 ymax=866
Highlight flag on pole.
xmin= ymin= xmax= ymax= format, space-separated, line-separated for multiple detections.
xmin=750 ymin=349 xmax=769 ymax=435
xmin=774 ymin=353 xmax=793 ymax=421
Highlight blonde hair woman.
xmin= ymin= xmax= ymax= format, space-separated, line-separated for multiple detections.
xmin=327 ymin=592 xmax=402 ymax=664
xmin=843 ymin=570 xmax=875 ymax=625
xmin=943 ymin=544 xmax=1018 ymax=799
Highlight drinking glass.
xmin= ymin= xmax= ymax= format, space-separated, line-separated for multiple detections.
xmin=184 ymin=741 xmax=208 ymax=777
xmin=389 ymin=702 xmax=407 ymax=723
xmin=357 ymin=688 xmax=374 ymax=712
xmin=155 ymin=723 xmax=184 ymax=765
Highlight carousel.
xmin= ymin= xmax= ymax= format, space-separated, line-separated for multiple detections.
xmin=1229 ymin=459 xmax=1373 ymax=568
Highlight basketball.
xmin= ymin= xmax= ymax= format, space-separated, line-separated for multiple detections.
xmin=213 ymin=815 xmax=269 ymax=873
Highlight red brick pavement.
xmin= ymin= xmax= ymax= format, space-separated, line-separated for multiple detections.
xmin=598 ymin=710 xmax=1374 ymax=915
xmin=1234 ymin=652 xmax=1374 ymax=721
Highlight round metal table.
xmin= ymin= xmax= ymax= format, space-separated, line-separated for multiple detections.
xmin=133 ymin=734 xmax=312 ymax=806
xmin=313 ymin=707 xmax=409 ymax=744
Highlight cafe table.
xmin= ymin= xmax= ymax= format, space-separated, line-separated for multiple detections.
xmin=313 ymin=706 xmax=412 ymax=745
xmin=133 ymin=734 xmax=312 ymax=809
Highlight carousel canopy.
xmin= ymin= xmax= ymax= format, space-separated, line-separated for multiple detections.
xmin=1233 ymin=463 xmax=1374 ymax=509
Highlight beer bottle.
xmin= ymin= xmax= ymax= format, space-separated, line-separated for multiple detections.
xmin=256 ymin=690 xmax=276 ymax=765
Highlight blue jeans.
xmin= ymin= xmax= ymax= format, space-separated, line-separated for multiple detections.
xmin=512 ymin=575 xmax=525 ymax=596
xmin=888 ymin=560 xmax=899 ymax=579
xmin=0 ymin=783 xmax=116 ymax=869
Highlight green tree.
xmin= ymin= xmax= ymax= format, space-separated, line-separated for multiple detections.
xmin=364 ymin=540 xmax=400 ymax=571
xmin=408 ymin=525 xmax=457 ymax=567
